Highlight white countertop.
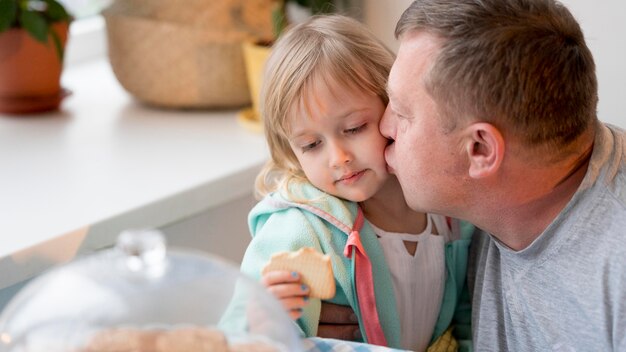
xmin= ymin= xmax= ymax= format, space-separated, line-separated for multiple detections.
xmin=0 ymin=59 xmax=268 ymax=290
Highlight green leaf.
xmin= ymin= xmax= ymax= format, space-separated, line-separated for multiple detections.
xmin=294 ymin=0 xmax=309 ymax=7
xmin=19 ymin=10 xmax=49 ymax=43
xmin=271 ymin=4 xmax=287 ymax=39
xmin=44 ymin=0 xmax=70 ymax=22
xmin=49 ymin=26 xmax=63 ymax=61
xmin=0 ymin=0 xmax=19 ymax=32
xmin=311 ymin=0 xmax=334 ymax=14
xmin=290 ymin=0 xmax=334 ymax=14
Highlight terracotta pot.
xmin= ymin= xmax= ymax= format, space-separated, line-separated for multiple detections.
xmin=0 ymin=21 xmax=70 ymax=114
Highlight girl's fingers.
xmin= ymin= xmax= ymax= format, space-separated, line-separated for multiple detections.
xmin=289 ymin=308 xmax=304 ymax=320
xmin=266 ymin=282 xmax=309 ymax=299
xmin=280 ymin=296 xmax=310 ymax=311
xmin=285 ymin=296 xmax=310 ymax=320
xmin=261 ymin=270 xmax=311 ymax=321
xmin=261 ymin=270 xmax=301 ymax=287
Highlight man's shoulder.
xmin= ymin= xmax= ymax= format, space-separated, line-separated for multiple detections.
xmin=587 ymin=123 xmax=626 ymax=207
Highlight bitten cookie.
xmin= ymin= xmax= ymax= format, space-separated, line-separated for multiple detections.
xmin=262 ymin=247 xmax=335 ymax=299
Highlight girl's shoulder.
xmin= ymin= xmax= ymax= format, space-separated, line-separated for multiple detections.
xmin=250 ymin=184 xmax=360 ymax=233
xmin=430 ymin=215 xmax=475 ymax=242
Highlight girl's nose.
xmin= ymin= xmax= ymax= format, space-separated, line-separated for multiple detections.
xmin=328 ymin=142 xmax=352 ymax=168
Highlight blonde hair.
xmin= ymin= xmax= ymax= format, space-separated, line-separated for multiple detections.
xmin=255 ymin=14 xmax=394 ymax=199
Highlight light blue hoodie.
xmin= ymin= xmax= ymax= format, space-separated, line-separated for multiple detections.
xmin=232 ymin=182 xmax=472 ymax=349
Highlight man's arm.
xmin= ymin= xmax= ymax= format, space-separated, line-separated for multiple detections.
xmin=317 ymin=302 xmax=361 ymax=341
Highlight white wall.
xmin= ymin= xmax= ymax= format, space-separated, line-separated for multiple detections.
xmin=362 ymin=0 xmax=625 ymax=128
xmin=561 ymin=0 xmax=625 ymax=127
xmin=362 ymin=0 xmax=412 ymax=53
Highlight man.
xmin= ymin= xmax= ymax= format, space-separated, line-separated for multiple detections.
xmin=320 ymin=0 xmax=625 ymax=350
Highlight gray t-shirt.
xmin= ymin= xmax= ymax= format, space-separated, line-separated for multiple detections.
xmin=468 ymin=123 xmax=626 ymax=351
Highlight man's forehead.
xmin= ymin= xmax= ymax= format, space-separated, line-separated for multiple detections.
xmin=396 ymin=31 xmax=441 ymax=74
xmin=389 ymin=32 xmax=442 ymax=99
xmin=399 ymin=30 xmax=442 ymax=52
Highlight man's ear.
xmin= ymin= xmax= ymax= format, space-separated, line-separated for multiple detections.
xmin=464 ymin=123 xmax=505 ymax=179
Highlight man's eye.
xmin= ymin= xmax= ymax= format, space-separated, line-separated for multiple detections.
xmin=391 ymin=108 xmax=407 ymax=120
xmin=345 ymin=124 xmax=366 ymax=134
xmin=302 ymin=140 xmax=321 ymax=152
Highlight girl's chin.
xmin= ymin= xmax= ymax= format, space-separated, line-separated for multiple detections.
xmin=345 ymin=190 xmax=376 ymax=203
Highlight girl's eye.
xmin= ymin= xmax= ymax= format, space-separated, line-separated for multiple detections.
xmin=302 ymin=140 xmax=321 ymax=152
xmin=345 ymin=124 xmax=366 ymax=134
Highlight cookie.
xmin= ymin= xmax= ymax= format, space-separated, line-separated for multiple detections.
xmin=262 ymin=247 xmax=335 ymax=299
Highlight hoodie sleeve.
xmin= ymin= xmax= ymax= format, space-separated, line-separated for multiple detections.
xmin=241 ymin=205 xmax=334 ymax=337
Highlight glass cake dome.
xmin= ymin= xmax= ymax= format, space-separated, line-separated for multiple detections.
xmin=0 ymin=229 xmax=303 ymax=352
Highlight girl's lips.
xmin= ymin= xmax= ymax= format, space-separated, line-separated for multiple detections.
xmin=336 ymin=170 xmax=366 ymax=185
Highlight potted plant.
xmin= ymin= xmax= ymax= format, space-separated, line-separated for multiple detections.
xmin=0 ymin=0 xmax=71 ymax=114
xmin=239 ymin=0 xmax=335 ymax=133
xmin=272 ymin=0 xmax=335 ymax=39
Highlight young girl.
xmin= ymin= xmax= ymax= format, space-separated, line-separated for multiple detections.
xmin=238 ymin=15 xmax=472 ymax=352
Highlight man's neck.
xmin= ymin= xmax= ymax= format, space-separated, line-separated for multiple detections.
xmin=478 ymin=136 xmax=595 ymax=251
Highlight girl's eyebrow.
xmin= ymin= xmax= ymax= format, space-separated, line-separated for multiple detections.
xmin=289 ymin=131 xmax=310 ymax=140
xmin=287 ymin=124 xmax=311 ymax=140
xmin=341 ymin=107 xmax=374 ymax=121
xmin=288 ymin=123 xmax=316 ymax=140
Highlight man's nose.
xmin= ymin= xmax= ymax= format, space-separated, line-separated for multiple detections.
xmin=380 ymin=105 xmax=395 ymax=140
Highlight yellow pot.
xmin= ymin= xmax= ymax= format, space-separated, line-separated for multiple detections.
xmin=239 ymin=41 xmax=272 ymax=133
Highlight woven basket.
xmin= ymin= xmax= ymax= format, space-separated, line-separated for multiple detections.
xmin=102 ymin=0 xmax=277 ymax=108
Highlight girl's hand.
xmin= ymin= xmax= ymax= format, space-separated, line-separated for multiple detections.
xmin=261 ymin=270 xmax=310 ymax=320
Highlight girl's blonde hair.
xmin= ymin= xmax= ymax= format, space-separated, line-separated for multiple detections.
xmin=255 ymin=14 xmax=394 ymax=199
